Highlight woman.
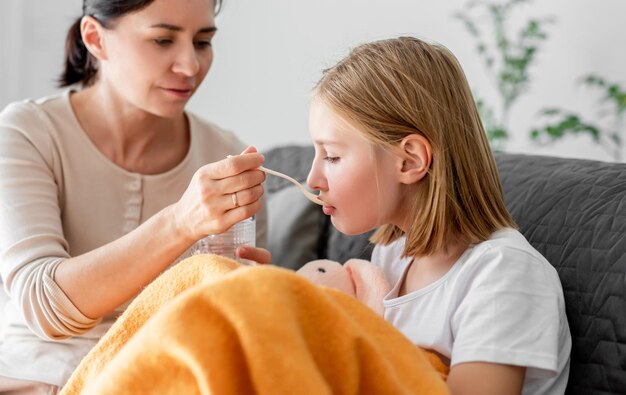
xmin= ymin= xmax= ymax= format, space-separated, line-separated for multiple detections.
xmin=0 ymin=0 xmax=269 ymax=392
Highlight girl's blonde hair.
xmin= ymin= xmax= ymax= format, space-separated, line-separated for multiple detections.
xmin=314 ymin=36 xmax=515 ymax=257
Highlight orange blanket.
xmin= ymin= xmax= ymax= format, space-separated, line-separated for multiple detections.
xmin=61 ymin=255 xmax=449 ymax=395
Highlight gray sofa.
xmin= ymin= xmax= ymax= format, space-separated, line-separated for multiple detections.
xmin=263 ymin=145 xmax=626 ymax=395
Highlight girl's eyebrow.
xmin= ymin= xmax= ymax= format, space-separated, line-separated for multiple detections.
xmin=150 ymin=23 xmax=217 ymax=34
xmin=313 ymin=139 xmax=344 ymax=147
xmin=312 ymin=134 xmax=346 ymax=144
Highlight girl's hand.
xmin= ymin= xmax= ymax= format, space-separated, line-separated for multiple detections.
xmin=172 ymin=146 xmax=266 ymax=241
xmin=236 ymin=246 xmax=272 ymax=264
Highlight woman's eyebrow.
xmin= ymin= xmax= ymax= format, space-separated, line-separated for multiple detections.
xmin=150 ymin=23 xmax=217 ymax=34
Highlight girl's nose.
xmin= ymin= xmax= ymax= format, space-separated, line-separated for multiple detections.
xmin=307 ymin=161 xmax=327 ymax=191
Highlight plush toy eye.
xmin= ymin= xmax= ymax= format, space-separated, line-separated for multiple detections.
xmin=317 ymin=267 xmax=326 ymax=273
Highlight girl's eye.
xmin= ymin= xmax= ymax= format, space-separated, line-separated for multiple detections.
xmin=324 ymin=156 xmax=339 ymax=164
xmin=154 ymin=38 xmax=174 ymax=46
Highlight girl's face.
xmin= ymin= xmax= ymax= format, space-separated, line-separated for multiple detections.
xmin=96 ymin=0 xmax=216 ymax=117
xmin=307 ymin=98 xmax=404 ymax=235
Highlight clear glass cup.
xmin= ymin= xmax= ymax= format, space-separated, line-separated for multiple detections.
xmin=189 ymin=216 xmax=256 ymax=264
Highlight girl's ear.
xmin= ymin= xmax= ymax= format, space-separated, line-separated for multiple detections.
xmin=396 ymin=134 xmax=432 ymax=185
xmin=81 ymin=16 xmax=108 ymax=61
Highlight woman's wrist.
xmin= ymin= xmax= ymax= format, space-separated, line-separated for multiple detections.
xmin=161 ymin=204 xmax=197 ymax=247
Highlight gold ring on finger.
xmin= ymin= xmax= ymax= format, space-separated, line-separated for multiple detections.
xmin=232 ymin=192 xmax=240 ymax=208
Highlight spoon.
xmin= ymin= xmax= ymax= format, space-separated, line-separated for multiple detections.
xmin=259 ymin=166 xmax=324 ymax=205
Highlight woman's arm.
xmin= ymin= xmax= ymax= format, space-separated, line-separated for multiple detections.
xmin=55 ymin=153 xmax=266 ymax=319
xmin=447 ymin=362 xmax=525 ymax=395
xmin=0 ymin=116 xmax=265 ymax=338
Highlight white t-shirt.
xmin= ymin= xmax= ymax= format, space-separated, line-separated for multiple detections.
xmin=0 ymin=92 xmax=267 ymax=386
xmin=373 ymin=228 xmax=571 ymax=395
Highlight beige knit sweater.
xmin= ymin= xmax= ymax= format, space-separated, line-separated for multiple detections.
xmin=0 ymin=91 xmax=267 ymax=386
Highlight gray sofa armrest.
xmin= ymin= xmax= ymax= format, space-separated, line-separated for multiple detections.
xmin=494 ymin=153 xmax=626 ymax=395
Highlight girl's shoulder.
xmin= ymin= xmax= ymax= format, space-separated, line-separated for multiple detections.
xmin=371 ymin=237 xmax=412 ymax=286
xmin=457 ymin=228 xmax=562 ymax=294
xmin=468 ymin=228 xmax=548 ymax=266
xmin=372 ymin=228 xmax=562 ymax=296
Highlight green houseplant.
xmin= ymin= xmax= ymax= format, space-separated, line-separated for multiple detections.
xmin=455 ymin=0 xmax=553 ymax=150
xmin=531 ymin=75 xmax=625 ymax=162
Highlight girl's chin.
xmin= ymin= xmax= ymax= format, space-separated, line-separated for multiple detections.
xmin=330 ymin=217 xmax=373 ymax=236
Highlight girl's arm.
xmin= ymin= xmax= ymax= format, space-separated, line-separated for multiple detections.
xmin=237 ymin=246 xmax=272 ymax=264
xmin=447 ymin=362 xmax=525 ymax=395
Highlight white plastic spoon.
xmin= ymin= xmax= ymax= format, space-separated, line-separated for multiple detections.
xmin=259 ymin=166 xmax=324 ymax=205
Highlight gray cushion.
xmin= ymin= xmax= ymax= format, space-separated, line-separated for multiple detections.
xmin=325 ymin=224 xmax=374 ymax=263
xmin=263 ymin=145 xmax=315 ymax=193
xmin=263 ymin=146 xmax=325 ymax=269
xmin=267 ymin=185 xmax=325 ymax=270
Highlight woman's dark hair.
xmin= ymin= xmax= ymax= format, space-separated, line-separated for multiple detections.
xmin=58 ymin=0 xmax=223 ymax=87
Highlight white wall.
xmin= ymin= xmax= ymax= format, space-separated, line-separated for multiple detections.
xmin=2 ymin=0 xmax=625 ymax=162
xmin=0 ymin=1 xmax=81 ymax=106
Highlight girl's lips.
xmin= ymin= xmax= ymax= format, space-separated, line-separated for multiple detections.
xmin=322 ymin=205 xmax=335 ymax=215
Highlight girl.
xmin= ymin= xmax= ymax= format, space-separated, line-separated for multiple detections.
xmin=306 ymin=37 xmax=571 ymax=395
xmin=0 ymin=0 xmax=270 ymax=392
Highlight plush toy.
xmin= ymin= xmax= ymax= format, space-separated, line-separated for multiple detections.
xmin=296 ymin=259 xmax=391 ymax=315
xmin=296 ymin=259 xmax=451 ymax=378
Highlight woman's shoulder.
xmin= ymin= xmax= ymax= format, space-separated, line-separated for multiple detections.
xmin=0 ymin=92 xmax=69 ymax=135
xmin=0 ymin=93 xmax=73 ymax=166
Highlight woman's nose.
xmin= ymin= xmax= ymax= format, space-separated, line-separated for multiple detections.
xmin=172 ymin=44 xmax=200 ymax=77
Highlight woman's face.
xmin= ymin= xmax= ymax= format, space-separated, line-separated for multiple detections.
xmin=96 ymin=0 xmax=216 ymax=117
xmin=307 ymin=98 xmax=404 ymax=235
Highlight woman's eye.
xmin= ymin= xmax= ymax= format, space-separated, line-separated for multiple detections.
xmin=194 ymin=40 xmax=212 ymax=49
xmin=154 ymin=38 xmax=174 ymax=46
xmin=324 ymin=156 xmax=339 ymax=164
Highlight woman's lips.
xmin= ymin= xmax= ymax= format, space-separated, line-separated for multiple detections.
xmin=162 ymin=87 xmax=193 ymax=99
